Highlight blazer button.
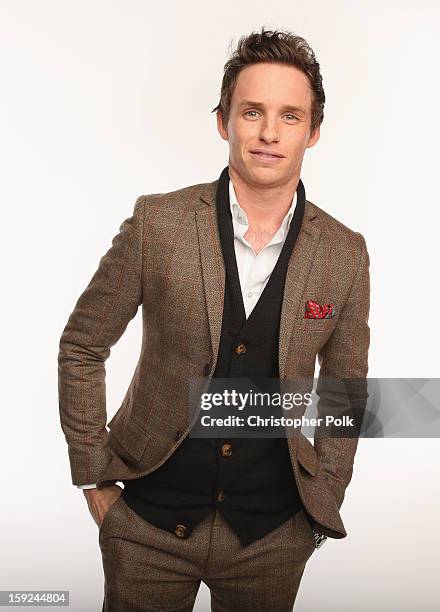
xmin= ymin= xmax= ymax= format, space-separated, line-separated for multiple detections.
xmin=174 ymin=524 xmax=187 ymax=538
xmin=221 ymin=443 xmax=232 ymax=457
xmin=174 ymin=429 xmax=182 ymax=442
xmin=217 ymin=491 xmax=226 ymax=502
xmin=203 ymin=362 xmax=211 ymax=376
xmin=235 ymin=342 xmax=247 ymax=355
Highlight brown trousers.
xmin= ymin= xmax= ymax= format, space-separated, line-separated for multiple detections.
xmin=99 ymin=496 xmax=316 ymax=611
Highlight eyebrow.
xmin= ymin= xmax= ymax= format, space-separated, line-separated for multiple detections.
xmin=238 ymin=99 xmax=307 ymax=116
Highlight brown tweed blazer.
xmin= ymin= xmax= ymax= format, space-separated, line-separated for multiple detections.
xmin=58 ymin=173 xmax=370 ymax=539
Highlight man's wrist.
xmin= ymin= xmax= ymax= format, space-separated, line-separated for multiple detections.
xmin=78 ymin=480 xmax=119 ymax=491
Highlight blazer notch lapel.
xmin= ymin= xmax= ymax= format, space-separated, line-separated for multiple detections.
xmin=195 ymin=207 xmax=225 ymax=367
xmin=279 ymin=211 xmax=322 ymax=379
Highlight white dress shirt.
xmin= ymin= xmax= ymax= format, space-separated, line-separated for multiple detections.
xmin=228 ymin=178 xmax=297 ymax=318
xmin=77 ymin=178 xmax=297 ymax=489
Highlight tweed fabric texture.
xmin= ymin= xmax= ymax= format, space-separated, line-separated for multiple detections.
xmin=58 ymin=166 xmax=370 ymax=539
xmin=99 ymin=495 xmax=316 ymax=611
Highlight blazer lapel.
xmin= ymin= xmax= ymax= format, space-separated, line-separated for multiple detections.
xmin=278 ymin=205 xmax=322 ymax=379
xmin=196 ymin=180 xmax=225 ymax=368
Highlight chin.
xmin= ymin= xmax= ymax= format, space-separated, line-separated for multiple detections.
xmin=247 ymin=165 xmax=283 ymax=180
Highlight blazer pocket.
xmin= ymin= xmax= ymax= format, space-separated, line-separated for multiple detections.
xmin=109 ymin=419 xmax=150 ymax=464
xmin=302 ymin=318 xmax=335 ymax=332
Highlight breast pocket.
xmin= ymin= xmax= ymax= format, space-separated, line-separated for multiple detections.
xmin=301 ymin=317 xmax=336 ymax=333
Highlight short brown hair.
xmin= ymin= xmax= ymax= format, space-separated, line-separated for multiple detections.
xmin=212 ymin=26 xmax=325 ymax=133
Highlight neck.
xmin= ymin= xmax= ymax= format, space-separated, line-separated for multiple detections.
xmin=228 ymin=163 xmax=299 ymax=229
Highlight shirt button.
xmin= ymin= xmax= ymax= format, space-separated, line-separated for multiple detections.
xmin=247 ymin=291 xmax=253 ymax=298
xmin=235 ymin=343 xmax=247 ymax=355
xmin=174 ymin=524 xmax=187 ymax=538
xmin=221 ymin=443 xmax=232 ymax=457
xmin=217 ymin=491 xmax=226 ymax=502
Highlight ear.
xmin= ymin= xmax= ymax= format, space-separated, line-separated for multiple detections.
xmin=216 ymin=110 xmax=228 ymax=141
xmin=306 ymin=125 xmax=320 ymax=149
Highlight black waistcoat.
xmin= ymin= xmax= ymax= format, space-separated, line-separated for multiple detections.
xmin=121 ymin=165 xmax=306 ymax=546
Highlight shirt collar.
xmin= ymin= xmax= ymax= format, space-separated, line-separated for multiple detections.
xmin=229 ymin=178 xmax=297 ymax=241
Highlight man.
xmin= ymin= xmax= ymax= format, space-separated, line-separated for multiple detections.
xmin=58 ymin=27 xmax=370 ymax=611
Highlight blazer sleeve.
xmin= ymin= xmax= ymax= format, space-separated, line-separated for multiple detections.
xmin=57 ymin=196 xmax=145 ymax=486
xmin=314 ymin=232 xmax=371 ymax=510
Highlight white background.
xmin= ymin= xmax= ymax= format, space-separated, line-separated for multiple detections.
xmin=1 ymin=1 xmax=439 ymax=610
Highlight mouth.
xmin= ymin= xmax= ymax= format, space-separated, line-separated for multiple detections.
xmin=249 ymin=150 xmax=284 ymax=163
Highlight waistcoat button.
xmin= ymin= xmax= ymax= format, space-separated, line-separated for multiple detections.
xmin=174 ymin=524 xmax=187 ymax=537
xmin=235 ymin=342 xmax=247 ymax=355
xmin=221 ymin=443 xmax=232 ymax=457
xmin=203 ymin=362 xmax=211 ymax=376
xmin=217 ymin=491 xmax=226 ymax=502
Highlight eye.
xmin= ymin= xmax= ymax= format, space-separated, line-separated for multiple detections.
xmin=244 ymin=110 xmax=259 ymax=118
xmin=284 ymin=114 xmax=299 ymax=121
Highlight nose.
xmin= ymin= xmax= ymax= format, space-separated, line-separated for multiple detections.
xmin=259 ymin=119 xmax=280 ymax=144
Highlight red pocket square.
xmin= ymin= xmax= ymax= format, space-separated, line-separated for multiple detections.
xmin=304 ymin=299 xmax=335 ymax=319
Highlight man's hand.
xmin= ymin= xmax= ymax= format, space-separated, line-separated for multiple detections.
xmin=83 ymin=484 xmax=123 ymax=528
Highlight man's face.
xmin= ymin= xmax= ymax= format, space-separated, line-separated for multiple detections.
xmin=217 ymin=62 xmax=320 ymax=187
